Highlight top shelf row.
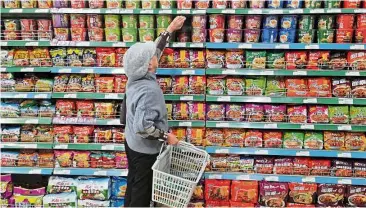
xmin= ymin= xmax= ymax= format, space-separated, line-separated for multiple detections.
xmin=1 ymin=8 xmax=366 ymax=14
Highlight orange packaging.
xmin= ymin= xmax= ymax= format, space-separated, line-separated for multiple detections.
xmin=171 ymin=128 xmax=187 ymax=141
xmin=205 ymin=179 xmax=231 ymax=201
xmin=263 ymin=131 xmax=283 ymax=148
xmin=187 ymin=127 xmax=205 ymax=146
xmin=293 ymin=157 xmax=311 ymax=175
xmin=343 ymin=0 xmax=361 ymax=8
xmin=244 ymin=130 xmax=263 ymax=147
xmin=95 ymin=77 xmax=114 ymax=93
xmin=355 ymin=29 xmax=366 ymax=43
xmin=231 ymin=181 xmax=258 ymax=203
xmin=285 ymin=78 xmax=308 ymax=97
xmin=114 ymin=75 xmax=127 ymax=93
xmin=308 ymin=77 xmax=331 ymax=97
xmin=336 ymin=29 xmax=354 ymax=43
xmin=223 ymin=129 xmax=245 ymax=147
xmin=309 ymin=105 xmax=329 ymax=123
xmin=347 ymin=51 xmax=366 ymax=70
xmin=230 ymin=201 xmax=255 ymax=208
xmin=173 ymin=76 xmax=189 ymax=94
xmin=357 ymin=14 xmax=366 ymax=29
xmin=324 ymin=131 xmax=345 ymax=150
xmin=174 ymin=49 xmax=190 ymax=68
xmin=307 ymin=51 xmax=330 ymax=70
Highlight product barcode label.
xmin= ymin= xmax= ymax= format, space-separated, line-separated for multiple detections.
xmin=255 ymin=150 xmax=269 ymax=155
xmin=301 ymin=124 xmax=314 ymax=129
xmin=222 ymin=9 xmax=235 ymax=14
xmin=338 ymin=98 xmax=353 ymax=104
xmin=302 ymin=176 xmax=316 ymax=183
xmin=178 ymin=122 xmax=192 ymax=127
xmin=236 ymin=175 xmax=250 ymax=180
xmin=238 ymin=43 xmax=253 ymax=49
xmin=25 ymin=119 xmax=38 ymax=124
xmin=217 ymin=96 xmax=231 ymax=102
xmin=303 ymin=98 xmax=317 ymax=103
xmin=182 ymin=70 xmax=195 ymax=75
xmin=209 ymin=174 xmax=223 ymax=179
xmin=58 ymin=68 xmax=72 ymax=73
xmin=80 ymin=69 xmax=94 ymax=73
xmin=275 ymin=44 xmax=289 ymax=49
xmin=222 ymin=69 xmax=238 ymax=74
xmin=25 ymin=42 xmax=39 ymax=46
xmin=112 ymin=42 xmax=126 ymax=47
xmin=64 ymin=94 xmax=77 ymax=98
xmin=54 ymin=169 xmax=71 ymax=174
xmin=265 ymin=176 xmax=279 ymax=181
xmin=104 ymin=93 xmax=119 ymax=99
xmin=305 ymin=45 xmax=319 ymax=49
xmin=172 ymin=42 xmax=186 ymax=47
xmin=350 ymin=45 xmax=365 ymax=50
xmin=338 ymin=125 xmax=352 ymax=131
xmin=293 ymin=71 xmax=307 ymax=76
xmin=29 ymin=169 xmax=42 ymax=174
xmin=264 ymin=124 xmax=277 ymax=129
xmin=338 ymin=179 xmax=352 ymax=184
xmin=177 ymin=10 xmax=190 ymax=14
xmin=337 ymin=152 xmax=352 ymax=158
xmin=345 ymin=71 xmax=360 ymax=76
xmin=76 ymin=42 xmax=90 ymax=46
xmin=296 ymin=151 xmax=310 ymax=156
xmin=54 ymin=144 xmax=68 ymax=149
xmin=94 ymin=171 xmax=107 ymax=176
xmin=215 ymin=149 xmax=229 ymax=154
xmin=20 ymin=68 xmax=34 ymax=72
xmin=180 ymin=96 xmax=194 ymax=101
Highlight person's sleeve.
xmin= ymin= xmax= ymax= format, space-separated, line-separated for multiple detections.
xmin=154 ymin=31 xmax=171 ymax=60
xmin=132 ymin=90 xmax=167 ymax=140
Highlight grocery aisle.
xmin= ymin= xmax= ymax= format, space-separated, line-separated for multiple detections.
xmin=1 ymin=0 xmax=366 ymax=207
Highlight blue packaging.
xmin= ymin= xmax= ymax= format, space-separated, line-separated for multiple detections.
xmin=261 ymin=29 xmax=279 ymax=43
xmin=111 ymin=199 xmax=125 ymax=207
xmin=286 ymin=0 xmax=303 ymax=8
xmin=267 ymin=0 xmax=284 ymax=8
xmin=279 ymin=29 xmax=296 ymax=43
xmin=281 ymin=15 xmax=298 ymax=29
xmin=111 ymin=177 xmax=127 ymax=199
xmin=263 ymin=15 xmax=279 ymax=29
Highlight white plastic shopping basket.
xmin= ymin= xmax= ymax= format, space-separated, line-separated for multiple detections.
xmin=152 ymin=141 xmax=210 ymax=208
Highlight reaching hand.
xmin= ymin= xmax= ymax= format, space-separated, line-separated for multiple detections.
xmin=167 ymin=133 xmax=179 ymax=145
xmin=167 ymin=16 xmax=186 ymax=33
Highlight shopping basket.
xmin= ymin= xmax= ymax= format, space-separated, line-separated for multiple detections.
xmin=152 ymin=141 xmax=210 ymax=208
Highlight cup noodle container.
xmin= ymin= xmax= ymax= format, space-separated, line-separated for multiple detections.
xmin=268 ymin=0 xmax=284 ymax=8
xmin=324 ymin=0 xmax=341 ymax=8
xmin=53 ymin=0 xmax=68 ymax=8
xmin=71 ymin=28 xmax=87 ymax=41
xmin=37 ymin=19 xmax=52 ymax=40
xmin=122 ymin=15 xmax=138 ymax=28
xmin=89 ymin=0 xmax=105 ymax=8
xmin=52 ymin=14 xmax=69 ymax=28
xmin=212 ymin=0 xmax=227 ymax=8
xmin=88 ymin=28 xmax=104 ymax=41
xmin=139 ymin=28 xmax=155 ymax=42
xmin=209 ymin=29 xmax=225 ymax=42
xmin=20 ymin=19 xmax=37 ymax=40
xmin=71 ymin=0 xmax=86 ymax=8
xmin=54 ymin=28 xmax=70 ymax=41
xmin=297 ymin=30 xmax=315 ymax=43
xmin=141 ymin=0 xmax=157 ymax=9
xmin=357 ymin=14 xmax=366 ymax=29
xmin=139 ymin=15 xmax=155 ymax=29
xmin=105 ymin=28 xmax=121 ymax=42
xmin=194 ymin=0 xmax=209 ymax=8
xmin=70 ymin=14 xmax=86 ymax=28
xmin=343 ymin=0 xmax=361 ymax=8
xmin=231 ymin=0 xmax=246 ymax=8
xmin=192 ymin=28 xmax=206 ymax=42
xmin=87 ymin=14 xmax=103 ymax=28
xmin=355 ymin=29 xmax=366 ymax=43
xmin=106 ymin=0 xmax=122 ymax=8
xmin=337 ymin=14 xmax=355 ymax=29
xmin=125 ymin=0 xmax=140 ymax=8
xmin=244 ymin=29 xmax=260 ymax=43
xmin=261 ymin=29 xmax=278 ymax=43
xmin=4 ymin=31 xmax=19 ymax=40
xmin=228 ymin=15 xmax=244 ymax=29
xmin=159 ymin=0 xmax=175 ymax=9
xmin=156 ymin=15 xmax=172 ymax=28
xmin=177 ymin=0 xmax=192 ymax=9
xmin=263 ymin=15 xmax=279 ymax=29
xmin=245 ymin=16 xmax=262 ymax=29
xmin=227 ymin=29 xmax=242 ymax=42
xmin=336 ymin=29 xmax=354 ymax=43
xmin=38 ymin=0 xmax=53 ymax=8
xmin=192 ymin=15 xmax=207 ymax=28
xmin=317 ymin=29 xmax=335 ymax=43
xmin=122 ymin=28 xmax=138 ymax=42
xmin=209 ymin=14 xmax=225 ymax=29
xmin=249 ymin=0 xmax=265 ymax=8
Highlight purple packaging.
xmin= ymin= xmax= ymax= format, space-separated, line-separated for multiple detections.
xmin=263 ymin=15 xmax=279 ymax=29
xmin=244 ymin=29 xmax=260 ymax=43
xmin=227 ymin=29 xmax=242 ymax=43
xmin=261 ymin=29 xmax=278 ymax=43
xmin=279 ymin=29 xmax=296 ymax=43
xmin=281 ymin=15 xmax=298 ymax=29
xmin=264 ymin=104 xmax=287 ymax=122
xmin=245 ymin=104 xmax=265 ymax=122
xmin=13 ymin=186 xmax=46 ymax=196
xmin=267 ymin=0 xmax=284 ymax=8
xmin=226 ymin=104 xmax=245 ymax=121
xmin=206 ymin=104 xmax=225 ymax=121
xmin=53 ymin=0 xmax=69 ymax=8
xmin=0 ymin=174 xmax=13 ymax=199
xmin=52 ymin=14 xmax=69 ymax=28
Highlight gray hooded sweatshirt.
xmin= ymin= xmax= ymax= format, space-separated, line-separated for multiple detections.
xmin=123 ymin=42 xmax=168 ymax=154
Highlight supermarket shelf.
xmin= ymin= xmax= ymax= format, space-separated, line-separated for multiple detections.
xmin=156 ymin=68 xmax=206 ymax=75
xmin=206 ymin=8 xmax=366 ymax=14
xmin=1 ymin=41 xmax=50 ymax=47
xmin=52 ymin=92 xmax=124 ymax=99
xmin=54 ymin=143 xmax=125 ymax=151
xmin=206 ymin=96 xmax=365 ymax=105
xmin=52 ymin=117 xmax=122 ymax=125
xmin=1 ymin=167 xmax=53 ymax=175
xmin=205 ymin=147 xmax=366 ymax=159
xmin=50 ymin=8 xmax=206 ymax=14
xmin=51 ymin=67 xmax=125 ymax=74
xmin=164 ymin=94 xmax=205 ymax=101
xmin=1 ymin=117 xmax=52 ymax=124
xmin=206 ymin=43 xmax=366 ymax=50
xmin=205 ymin=172 xmax=366 ymax=185
xmin=0 ymin=142 xmax=53 ymax=149
xmin=168 ymin=120 xmax=205 ymax=127
xmin=0 ymin=8 xmax=50 ymax=13
xmin=53 ymin=168 xmax=128 ymax=176
xmin=1 ymin=67 xmax=52 ymax=73
xmin=206 ymin=69 xmax=366 ymax=77
xmin=206 ymin=121 xmax=366 ymax=131
xmin=1 ymin=92 xmax=51 ymax=99
xmin=50 ymin=41 xmax=204 ymax=48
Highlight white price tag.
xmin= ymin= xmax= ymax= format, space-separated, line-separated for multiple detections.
xmin=56 ymin=41 xmax=69 ymax=46
xmin=338 ymin=125 xmax=352 ymax=131
xmin=238 ymin=43 xmax=253 ymax=49
xmin=180 ymin=96 xmax=193 ymax=101
xmin=120 ymin=9 xmax=133 ymax=14
xmin=106 ymin=119 xmax=120 ymax=125
xmin=289 ymin=9 xmax=303 ymax=13
xmin=217 ymin=96 xmax=231 ymax=102
xmin=236 ymin=175 xmax=250 ymax=180
xmin=14 ymin=94 xmax=27 ymax=98
xmin=264 ymin=123 xmax=277 ymax=129
xmin=302 ymin=176 xmax=316 ymax=183
xmin=255 ymin=150 xmax=269 ymax=155
xmin=338 ymin=179 xmax=352 ymax=185
xmin=216 ymin=123 xmax=229 ymax=127
xmin=192 ymin=10 xmax=205 ymax=14
xmin=172 ymin=42 xmax=186 ymax=47
xmin=35 ymin=9 xmax=48 ymax=13
xmin=159 ymin=9 xmax=172 ymax=14
xmin=215 ymin=149 xmax=229 ymax=154
xmin=265 ymin=176 xmax=279 ymax=181
xmin=0 ymin=42 xmax=8 ymax=46
xmin=355 ymin=9 xmax=366 ymax=13
xmin=25 ymin=119 xmax=38 ymax=124
xmin=305 ymin=45 xmax=319 ymax=49
xmin=338 ymin=98 xmax=353 ymax=105
xmin=54 ymin=169 xmax=71 ymax=174
xmin=76 ymin=42 xmax=90 ymax=46
xmin=337 ymin=152 xmax=352 ymax=158
xmin=178 ymin=122 xmax=192 ymax=127
xmin=248 ymin=9 xmax=262 ymax=14
xmin=112 ymin=42 xmax=126 ymax=47
xmin=112 ymin=68 xmax=125 ymax=74
xmin=54 ymin=144 xmax=68 ymax=149
xmin=106 ymin=8 xmax=119 ymax=13
xmin=20 ymin=68 xmax=34 ymax=72
xmin=296 ymin=151 xmax=310 ymax=156
xmin=35 ymin=94 xmax=49 ymax=99
xmin=177 ymin=10 xmax=190 ymax=14
xmin=0 ymin=68 xmax=5 ymax=72
xmin=29 ymin=169 xmax=42 ymax=174
xmin=304 ymin=98 xmax=318 ymax=103
xmin=22 ymin=144 xmax=37 ymax=149
xmin=89 ymin=9 xmax=101 ymax=13
xmin=222 ymin=69 xmax=237 ymax=75
xmin=182 ymin=70 xmax=195 ymax=75
xmin=80 ymin=68 xmax=94 ymax=73
xmin=269 ymin=10 xmax=283 ymax=14
xmin=189 ymin=43 xmax=204 ymax=48
xmin=260 ymin=71 xmax=274 ymax=75
xmin=222 ymin=9 xmax=235 ymax=14
xmin=25 ymin=42 xmax=39 ymax=46
xmin=327 ymin=9 xmax=341 ymax=13
xmin=104 ymin=93 xmax=119 ymax=99
xmin=94 ymin=171 xmax=107 ymax=176
xmin=208 ymin=174 xmax=223 ymax=179
xmin=101 ymin=145 xmax=115 ymax=150
xmin=345 ymin=71 xmax=360 ymax=76
xmin=301 ymin=124 xmax=314 ymax=130
xmin=9 ymin=9 xmax=22 ymax=13
xmin=64 ymin=93 xmax=77 ymax=98
xmin=140 ymin=9 xmax=153 ymax=13
xmin=58 ymin=68 xmax=72 ymax=73
xmin=350 ymin=45 xmax=365 ymax=50
xmin=293 ymin=71 xmax=307 ymax=76
xmin=310 ymin=9 xmax=325 ymax=13
xmin=275 ymin=44 xmax=289 ymax=49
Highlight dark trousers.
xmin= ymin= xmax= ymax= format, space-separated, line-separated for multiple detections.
xmin=124 ymin=141 xmax=159 ymax=207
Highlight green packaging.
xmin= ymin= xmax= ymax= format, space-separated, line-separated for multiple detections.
xmin=304 ymin=0 xmax=322 ymax=8
xmin=318 ymin=15 xmax=335 ymax=30
xmin=156 ymin=15 xmax=172 ymax=28
xmin=266 ymin=51 xmax=285 ymax=69
xmin=105 ymin=15 xmax=120 ymax=28
xmin=125 ymin=0 xmax=140 ymax=8
xmin=139 ymin=15 xmax=155 ymax=28
xmin=324 ymin=0 xmax=341 ymax=8
xmin=159 ymin=0 xmax=175 ymax=9
xmin=265 ymin=77 xmax=286 ymax=97
xmin=246 ymin=51 xmax=266 ymax=69
xmin=298 ymin=15 xmax=315 ymax=30
xmin=245 ymin=76 xmax=266 ymax=96
xmin=139 ymin=28 xmax=155 ymax=42
xmin=122 ymin=28 xmax=138 ymax=42
xmin=298 ymin=30 xmax=315 ymax=44
xmin=283 ymin=132 xmax=304 ymax=149
xmin=141 ymin=0 xmax=157 ymax=8
xmin=350 ymin=106 xmax=366 ymax=125
xmin=106 ymin=0 xmax=122 ymax=8
xmin=105 ymin=28 xmax=121 ymax=42
xmin=304 ymin=132 xmax=324 ymax=149
xmin=317 ymin=30 xmax=335 ymax=43
xmin=122 ymin=15 xmax=138 ymax=28
xmin=329 ymin=106 xmax=349 ymax=124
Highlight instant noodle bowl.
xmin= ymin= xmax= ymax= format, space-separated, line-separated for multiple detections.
xmin=281 ymin=15 xmax=297 ymax=29
xmin=106 ymin=0 xmax=122 ymax=8
xmin=325 ymin=0 xmax=341 ymax=7
xmin=141 ymin=0 xmax=157 ymax=8
xmin=159 ymin=0 xmax=175 ymax=8
xmin=318 ymin=15 xmax=335 ymax=30
xmin=228 ymin=15 xmax=244 ymax=29
xmin=87 ymin=14 xmax=103 ymax=28
xmin=226 ymin=77 xmax=245 ymax=95
xmin=207 ymin=76 xmax=226 ymax=94
xmin=298 ymin=30 xmax=315 ymax=43
xmin=246 ymin=51 xmax=266 ymax=69
xmin=88 ymin=28 xmax=104 ymax=41
xmin=139 ymin=15 xmax=154 ymax=29
xmin=194 ymin=0 xmax=209 ymax=8
xmin=4 ymin=19 xmax=20 ymax=31
xmin=261 ymin=29 xmax=278 ymax=43
xmin=105 ymin=28 xmax=121 ymax=42
xmin=245 ymin=15 xmax=261 ymax=29
xmin=21 ymin=0 xmax=37 ymax=8
xmin=70 ymin=14 xmax=86 ymax=28
xmin=177 ymin=0 xmax=192 ymax=8
xmin=207 ymin=50 xmax=225 ymax=68
xmin=337 ymin=14 xmax=355 ymax=29
xmin=226 ymin=50 xmax=244 ymax=69
xmin=209 ymin=14 xmax=225 ymax=29
xmin=54 ymin=28 xmax=70 ymax=41
xmin=357 ymin=14 xmax=366 ymax=29
xmin=299 ymin=15 xmax=315 ymax=30
xmin=139 ymin=29 xmax=155 ymax=42
xmin=156 ymin=15 xmax=172 ymax=28
xmin=336 ymin=29 xmax=354 ymax=43
xmin=71 ymin=0 xmax=85 ymax=8
xmin=244 ymin=29 xmax=260 ymax=43
xmin=279 ymin=29 xmax=296 ymax=43
xmin=355 ymin=29 xmax=366 ymax=43
xmin=124 ymin=0 xmax=139 ymax=8
xmin=4 ymin=0 xmax=20 ymax=8
xmin=89 ymin=0 xmax=105 ymax=8
xmin=227 ymin=29 xmax=242 ymax=42
xmin=122 ymin=15 xmax=137 ymax=29
xmin=344 ymin=0 xmax=361 ymax=7
xmin=105 ymin=15 xmax=120 ymax=28
xmin=286 ymin=0 xmax=303 ymax=8
xmin=212 ymin=0 xmax=227 ymax=8
xmin=304 ymin=0 xmax=321 ymax=8
xmin=53 ymin=0 xmax=68 ymax=8
xmin=177 ymin=32 xmax=190 ymax=42
xmin=268 ymin=0 xmax=284 ymax=8
xmin=263 ymin=15 xmax=279 ymax=29
xmin=52 ymin=14 xmax=69 ymax=28
xmin=231 ymin=0 xmax=246 ymax=8
xmin=206 ymin=104 xmax=225 ymax=121
xmin=71 ymin=28 xmax=86 ymax=41
xmin=192 ymin=15 xmax=206 ymax=28
xmin=249 ymin=0 xmax=265 ymax=8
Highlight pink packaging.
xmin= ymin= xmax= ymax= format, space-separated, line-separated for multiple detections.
xmin=192 ymin=28 xmax=206 ymax=42
xmin=264 ymin=104 xmax=287 ymax=122
xmin=245 ymin=16 xmax=262 ymax=29
xmin=0 ymin=174 xmax=12 ymax=199
xmin=13 ymin=186 xmax=46 ymax=196
xmin=37 ymin=19 xmax=51 ymax=31
xmin=192 ymin=15 xmax=207 ymax=28
xmin=288 ymin=105 xmax=307 ymax=124
xmin=249 ymin=0 xmax=265 ymax=8
xmin=71 ymin=0 xmax=86 ymax=8
xmin=227 ymin=29 xmax=242 ymax=42
xmin=178 ymin=0 xmax=192 ymax=8
xmin=70 ymin=14 xmax=86 ymax=28
xmin=115 ymin=152 xmax=128 ymax=169
xmin=71 ymin=28 xmax=87 ymax=41
xmin=173 ymin=103 xmax=190 ymax=120
xmin=244 ymin=29 xmax=260 ymax=43
xmin=209 ymin=14 xmax=225 ymax=29
xmin=231 ymin=0 xmax=246 ymax=8
xmin=228 ymin=15 xmax=244 ymax=29
xmin=212 ymin=0 xmax=228 ymax=8
xmin=245 ymin=104 xmax=264 ymax=122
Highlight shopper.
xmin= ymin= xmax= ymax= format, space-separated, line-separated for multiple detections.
xmin=121 ymin=16 xmax=186 ymax=207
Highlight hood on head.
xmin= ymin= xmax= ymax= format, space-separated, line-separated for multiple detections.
xmin=124 ymin=42 xmax=156 ymax=81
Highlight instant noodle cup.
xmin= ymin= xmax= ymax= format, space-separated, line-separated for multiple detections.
xmin=52 ymin=14 xmax=69 ymax=28
xmin=212 ymin=0 xmax=227 ymax=8
xmin=4 ymin=31 xmax=19 ymax=40
xmin=177 ymin=32 xmax=190 ymax=42
xmin=4 ymin=19 xmax=20 ymax=31
xmin=344 ymin=0 xmax=361 ymax=8
xmin=105 ymin=15 xmax=120 ymax=28
xmin=226 ymin=50 xmax=244 ymax=69
xmin=324 ymin=0 xmax=341 ymax=7
xmin=192 ymin=28 xmax=207 ymax=42
xmin=87 ymin=14 xmax=103 ymax=28
xmin=195 ymin=0 xmax=209 ymax=8
xmin=122 ymin=15 xmax=137 ymax=28
xmin=244 ymin=29 xmax=260 ymax=43
xmin=192 ymin=15 xmax=207 ymax=28
xmin=156 ymin=15 xmax=172 ymax=28
xmin=70 ymin=14 xmax=86 ymax=28
xmin=245 ymin=15 xmax=262 ymax=29
xmin=336 ymin=29 xmax=354 ymax=43
xmin=88 ymin=28 xmax=104 ymax=41
xmin=357 ymin=14 xmax=366 ymax=29
xmin=263 ymin=15 xmax=279 ymax=29
xmin=298 ymin=15 xmax=315 ymax=30
xmin=125 ymin=0 xmax=140 ymax=8
xmin=227 ymin=29 xmax=242 ymax=42
xmin=71 ymin=0 xmax=86 ymax=8
xmin=209 ymin=14 xmax=225 ymax=29
xmin=304 ymin=0 xmax=321 ymax=8
xmin=318 ymin=15 xmax=335 ymax=30
xmin=89 ymin=0 xmax=105 ymax=8
xmin=337 ymin=14 xmax=355 ymax=29
xmin=231 ymin=0 xmax=246 ymax=8
xmin=286 ymin=0 xmax=303 ymax=8
xmin=141 ymin=0 xmax=157 ymax=8
xmin=317 ymin=29 xmax=335 ymax=43
xmin=355 ymin=29 xmax=366 ymax=43
xmin=279 ymin=29 xmax=296 ymax=43
xmin=206 ymin=50 xmax=226 ymax=69
xmin=71 ymin=28 xmax=86 ymax=41
xmin=280 ymin=15 xmax=297 ymax=29
xmin=38 ymin=30 xmax=52 ymax=40
xmin=297 ymin=30 xmax=315 ymax=43
xmin=228 ymin=15 xmax=244 ymax=29
xmin=105 ymin=28 xmax=121 ymax=42
xmin=37 ymin=19 xmax=52 ymax=31
xmin=106 ymin=0 xmax=122 ymax=8
xmin=249 ymin=0 xmax=265 ymax=8
xmin=159 ymin=0 xmax=175 ymax=8
xmin=53 ymin=0 xmax=68 ymax=7
xmin=21 ymin=0 xmax=37 ymax=8
xmin=20 ymin=19 xmax=36 ymax=31
xmin=261 ymin=29 xmax=278 ymax=43
xmin=54 ymin=28 xmax=69 ymax=41
xmin=21 ymin=30 xmax=36 ymax=40
xmin=139 ymin=28 xmax=155 ymax=42
xmin=209 ymin=29 xmax=225 ymax=42
xmin=4 ymin=0 xmax=20 ymax=8
xmin=267 ymin=0 xmax=284 ymax=8
xmin=122 ymin=28 xmax=137 ymax=42
xmin=139 ymin=15 xmax=155 ymax=28
xmin=177 ymin=0 xmax=192 ymax=8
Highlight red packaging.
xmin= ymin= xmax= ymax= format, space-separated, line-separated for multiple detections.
xmin=177 ymin=0 xmax=192 ymax=9
xmin=288 ymin=105 xmax=307 ymax=123
xmin=231 ymin=0 xmax=246 ymax=8
xmin=309 ymin=159 xmax=331 ymax=176
xmin=337 ymin=14 xmax=355 ymax=29
xmin=70 ymin=14 xmax=86 ymax=28
xmin=293 ymin=157 xmax=310 ymax=175
xmin=209 ymin=14 xmax=225 ymax=29
xmin=357 ymin=14 xmax=366 ymax=29
xmin=230 ymin=201 xmax=255 ymax=208
xmin=212 ymin=0 xmax=227 ymax=8
xmin=87 ymin=14 xmax=103 ymax=28
xmin=76 ymin=100 xmax=94 ymax=117
xmin=355 ymin=29 xmax=366 ymax=43
xmin=285 ymin=51 xmax=308 ymax=70
xmin=244 ymin=130 xmax=263 ymax=147
xmin=255 ymin=157 xmax=274 ymax=174
xmin=115 ymin=48 xmax=127 ymax=67
xmin=308 ymin=77 xmax=332 ymax=97
xmin=194 ymin=0 xmax=209 ymax=8
xmin=209 ymin=29 xmax=225 ymax=43
xmin=71 ymin=28 xmax=86 ymax=41
xmin=231 ymin=181 xmax=258 ymax=203
xmin=206 ymin=201 xmax=231 ymax=207
xmin=263 ymin=131 xmax=283 ymax=148
xmin=88 ymin=28 xmax=104 ymax=41
xmin=348 ymin=51 xmax=366 ymax=70
xmin=286 ymin=78 xmax=308 ymax=97
xmin=89 ymin=0 xmax=104 ymax=8
xmin=20 ymin=19 xmax=37 ymax=31
xmin=273 ymin=158 xmax=293 ymax=175
xmin=96 ymin=48 xmax=116 ymax=67
xmin=73 ymin=126 xmax=94 ymax=143
xmin=192 ymin=15 xmax=207 ymax=28
xmin=71 ymin=0 xmax=86 ymax=8
xmin=54 ymin=125 xmax=73 ymax=143
xmin=228 ymin=15 xmax=244 ymax=29
xmin=336 ymin=29 xmax=354 ymax=43
xmin=343 ymin=0 xmax=361 ymax=8
xmin=56 ymin=100 xmax=75 ymax=116
xmin=205 ymin=179 xmax=231 ymax=201
xmin=114 ymin=75 xmax=127 ymax=93
xmin=307 ymin=51 xmax=330 ymax=70
xmin=37 ymin=19 xmax=51 ymax=31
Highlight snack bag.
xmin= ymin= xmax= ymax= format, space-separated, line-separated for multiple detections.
xmin=304 ymin=132 xmax=323 ymax=149
xmin=329 ymin=105 xmax=349 ymax=124
xmin=265 ymin=77 xmax=286 ymax=96
xmin=55 ymin=150 xmax=73 ymax=167
xmin=288 ymin=183 xmax=317 ymax=205
xmin=286 ymin=78 xmax=308 ymax=97
xmin=285 ymin=51 xmax=308 ymax=69
xmin=263 ymin=131 xmax=283 ymax=148
xmin=187 ymin=128 xmax=205 ymax=146
xmin=226 ymin=104 xmax=245 ymax=121
xmin=244 ymin=130 xmax=263 ymax=147
xmin=189 ymin=102 xmax=205 ymax=120
xmin=307 ymin=51 xmax=330 ymax=70
xmin=205 ymin=179 xmax=230 ymax=201
xmin=317 ymin=184 xmax=346 ymax=207
xmin=350 ymin=106 xmax=366 ymax=124
xmin=283 ymin=131 xmax=304 ymax=149
xmin=207 ymin=76 xmax=226 ymax=95
xmin=246 ymin=51 xmax=266 ymax=69
xmin=308 ymin=105 xmax=329 ymax=123
xmin=245 ymin=77 xmax=266 ymax=96
xmin=223 ymin=129 xmax=245 ymax=147
xmin=308 ymin=77 xmax=331 ymax=97
xmin=77 ymin=177 xmax=111 ymax=201
xmin=43 ymin=192 xmax=77 ymax=208
xmin=173 ymin=103 xmax=189 ymax=120
xmin=95 ymin=77 xmax=114 ymax=93
xmin=111 ymin=177 xmax=127 ymax=199
xmin=259 ymin=181 xmax=289 ymax=207
xmin=172 ymin=76 xmax=189 ymax=94
xmin=67 ymin=48 xmax=83 ymax=67
xmin=47 ymin=176 xmax=77 ymax=194
xmin=204 ymin=128 xmax=224 ymax=146
xmin=345 ymin=132 xmax=366 ymax=151
xmin=206 ymin=104 xmax=225 ymax=121
xmin=226 ymin=77 xmax=245 ymax=95
xmin=324 ymin=131 xmax=345 ymax=150
xmin=231 ymin=181 xmax=258 ymax=203
xmin=96 ymin=48 xmax=116 ymax=67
